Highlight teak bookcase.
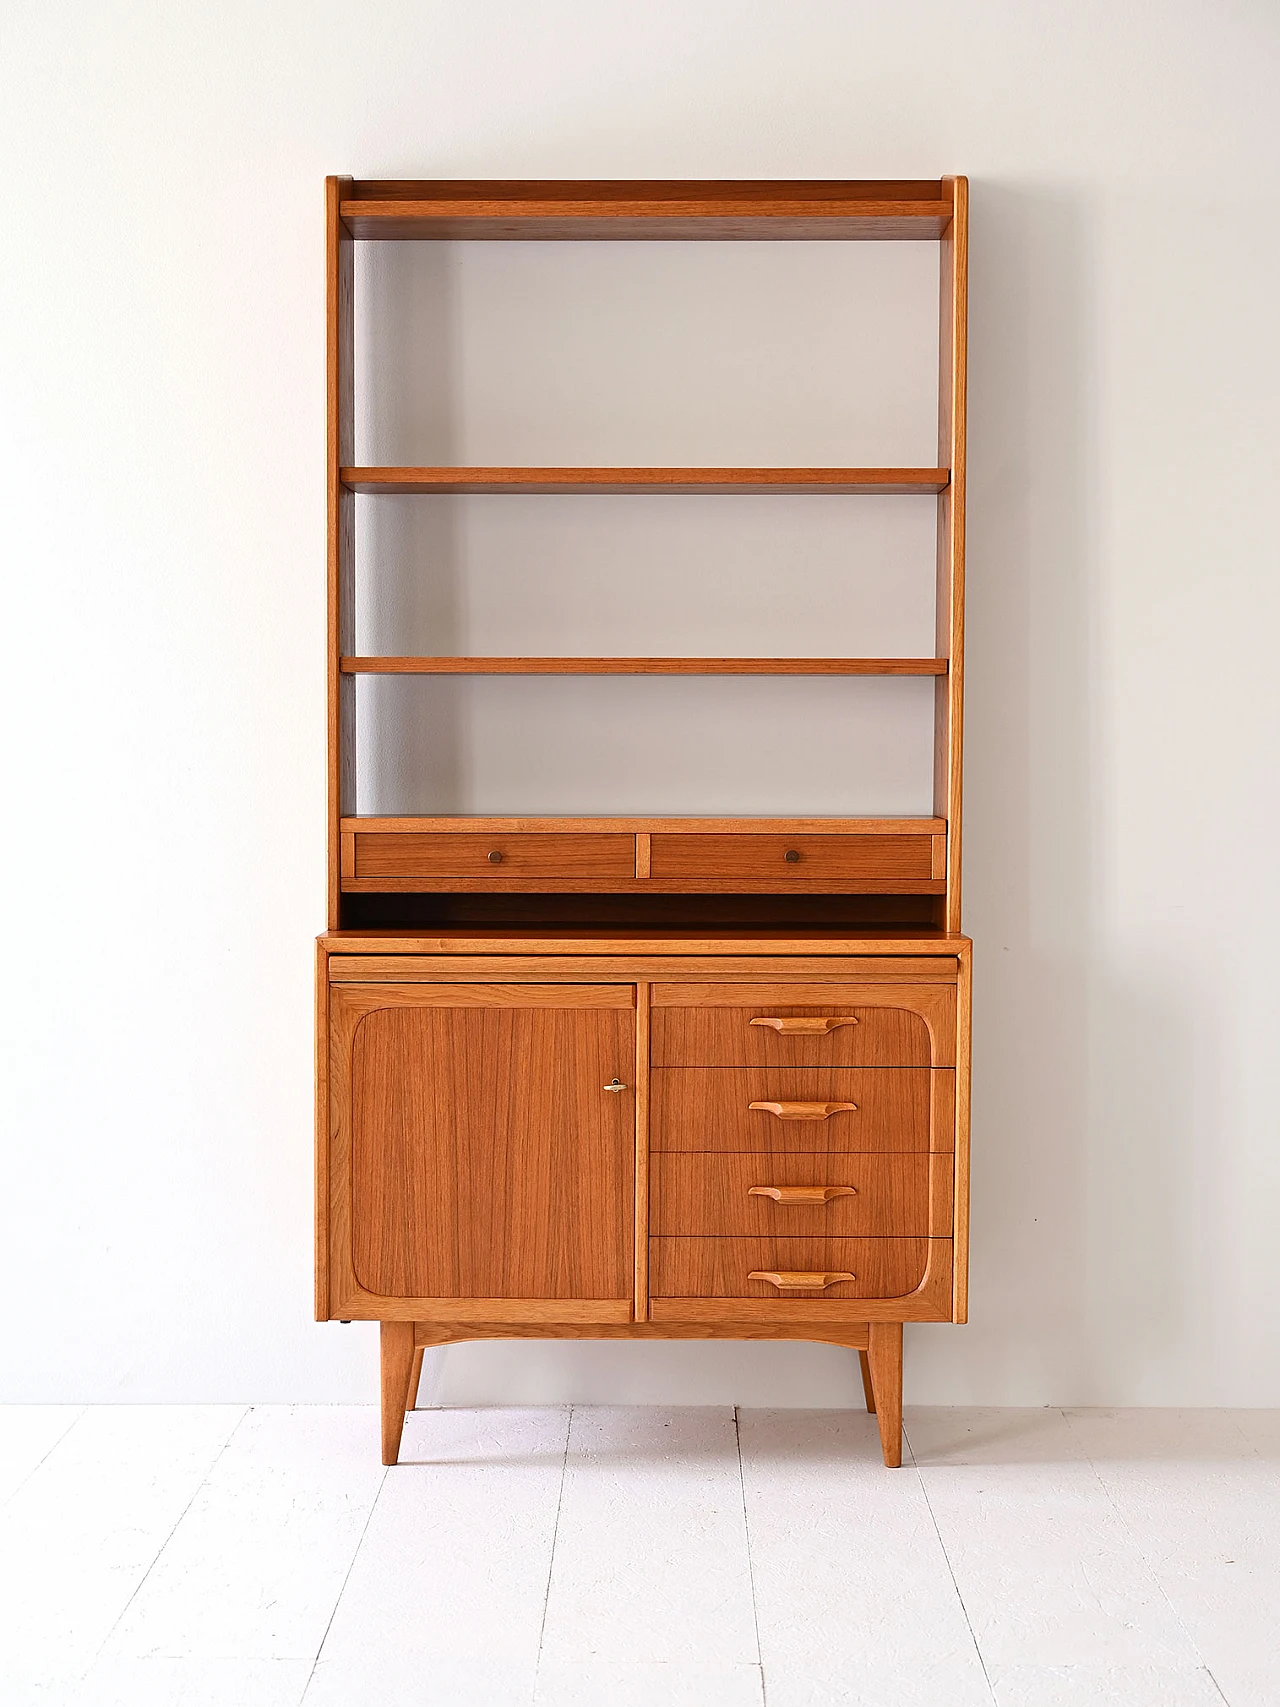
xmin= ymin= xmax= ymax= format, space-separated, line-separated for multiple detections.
xmin=316 ymin=177 xmax=971 ymax=1467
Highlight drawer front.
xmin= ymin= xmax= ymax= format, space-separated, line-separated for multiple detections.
xmin=651 ymin=1153 xmax=941 ymax=1236
xmin=649 ymin=833 xmax=936 ymax=885
xmin=652 ymin=998 xmax=936 ymax=1067
xmin=353 ymin=832 xmax=635 ymax=880
xmin=649 ymin=1237 xmax=933 ymax=1300
xmin=652 ymin=1068 xmax=948 ymax=1153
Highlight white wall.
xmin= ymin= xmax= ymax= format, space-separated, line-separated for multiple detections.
xmin=2 ymin=0 xmax=1278 ymax=1406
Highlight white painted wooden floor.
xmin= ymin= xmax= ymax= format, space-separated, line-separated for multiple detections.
xmin=2 ymin=1405 xmax=1278 ymax=1706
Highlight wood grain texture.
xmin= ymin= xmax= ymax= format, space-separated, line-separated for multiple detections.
xmin=340 ymin=817 xmax=947 ymax=835
xmin=634 ymin=982 xmax=651 ymax=1320
xmin=649 ymin=1237 xmax=933 ymax=1300
xmin=651 ymin=1068 xmax=938 ymax=1154
xmin=326 ymin=176 xmax=354 ymax=929
xmin=339 ymin=179 xmax=953 ymax=240
xmin=953 ymin=938 xmax=972 ymax=1322
xmin=648 ymin=834 xmax=937 ymax=882
xmin=320 ymin=930 xmax=969 ymax=957
xmin=327 ymin=955 xmax=960 ymax=983
xmin=342 ymin=876 xmax=947 ymax=896
xmin=650 ymin=984 xmax=957 ymax=1066
xmin=651 ymin=1153 xmax=933 ymax=1236
xmin=413 ymin=1320 xmax=872 ymax=1347
xmin=380 ymin=1320 xmax=415 ymax=1465
xmin=353 ymin=832 xmax=635 ymax=880
xmin=341 ymin=467 xmax=949 ymax=495
xmin=653 ymin=1001 xmax=930 ymax=1068
xmin=868 ymin=1320 xmax=904 ymax=1466
xmin=936 ymin=175 xmax=968 ymax=934
xmin=342 ymin=991 xmax=633 ymax=1300
xmin=314 ymin=943 xmax=330 ymax=1320
xmin=339 ymin=655 xmax=947 ymax=675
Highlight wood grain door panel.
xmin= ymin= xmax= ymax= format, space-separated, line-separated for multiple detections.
xmin=649 ymin=1237 xmax=934 ymax=1300
xmin=651 ymin=1068 xmax=949 ymax=1153
xmin=349 ymin=995 xmax=634 ymax=1298
xmin=651 ymin=1153 xmax=942 ymax=1236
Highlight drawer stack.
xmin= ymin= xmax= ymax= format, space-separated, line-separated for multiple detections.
xmin=649 ymin=984 xmax=956 ymax=1306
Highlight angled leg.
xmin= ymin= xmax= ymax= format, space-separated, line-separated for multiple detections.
xmin=380 ymin=1321 xmax=415 ymax=1466
xmin=867 ymin=1321 xmax=903 ymax=1468
xmin=406 ymin=1346 xmax=426 ymax=1414
xmin=858 ymin=1349 xmax=877 ymax=1414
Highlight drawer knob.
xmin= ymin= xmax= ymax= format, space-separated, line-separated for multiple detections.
xmin=784 ymin=848 xmax=801 ymax=863
xmin=487 ymin=850 xmax=503 ymax=864
xmin=749 ymin=1100 xmax=858 ymax=1121
xmin=603 ymin=1078 xmax=628 ymax=1093
xmin=749 ymin=1270 xmax=855 ymax=1291
xmin=750 ymin=1015 xmax=860 ymax=1036
xmin=749 ymin=1184 xmax=856 ymax=1204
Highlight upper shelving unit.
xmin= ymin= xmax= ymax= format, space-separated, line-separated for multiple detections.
xmin=338 ymin=179 xmax=953 ymax=242
xmin=342 ymin=467 xmax=949 ymax=496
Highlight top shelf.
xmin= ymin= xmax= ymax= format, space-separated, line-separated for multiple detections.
xmin=338 ymin=178 xmax=958 ymax=241
xmin=342 ymin=467 xmax=950 ymax=496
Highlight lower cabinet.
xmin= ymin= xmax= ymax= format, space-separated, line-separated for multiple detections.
xmin=319 ymin=952 xmax=970 ymax=1468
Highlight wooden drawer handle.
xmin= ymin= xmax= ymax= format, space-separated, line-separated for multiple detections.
xmin=750 ymin=1016 xmax=860 ymax=1035
xmin=749 ymin=1270 xmax=855 ymax=1291
xmin=749 ymin=1184 xmax=856 ymax=1204
xmin=749 ymin=1100 xmax=858 ymax=1120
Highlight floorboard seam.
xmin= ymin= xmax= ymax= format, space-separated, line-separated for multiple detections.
xmin=904 ymin=1414 xmax=998 ymax=1705
xmin=1059 ymin=1407 xmax=1234 ymax=1707
xmin=533 ymin=1402 xmax=573 ymax=1686
xmin=298 ymin=1434 xmax=391 ymax=1704
xmin=88 ymin=1404 xmax=252 ymax=1675
xmin=733 ymin=1406 xmax=767 ymax=1700
xmin=1 ymin=1406 xmax=87 ymax=1510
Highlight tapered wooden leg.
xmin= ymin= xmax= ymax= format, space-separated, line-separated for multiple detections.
xmin=380 ymin=1321 xmax=415 ymax=1466
xmin=858 ymin=1349 xmax=877 ymax=1414
xmin=406 ymin=1345 xmax=425 ymax=1415
xmin=867 ymin=1321 xmax=903 ymax=1468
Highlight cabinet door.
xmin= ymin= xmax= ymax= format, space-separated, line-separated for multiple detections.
xmin=334 ymin=984 xmax=635 ymax=1302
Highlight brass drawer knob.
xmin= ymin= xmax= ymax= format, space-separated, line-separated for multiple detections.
xmin=784 ymin=848 xmax=801 ymax=862
xmin=749 ymin=1270 xmax=855 ymax=1291
xmin=749 ymin=1185 xmax=856 ymax=1204
xmin=487 ymin=850 xmax=503 ymax=863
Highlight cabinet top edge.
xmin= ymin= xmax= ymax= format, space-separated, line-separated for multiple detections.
xmin=317 ymin=929 xmax=972 ymax=956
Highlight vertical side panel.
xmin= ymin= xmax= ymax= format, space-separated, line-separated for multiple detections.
xmin=327 ymin=176 xmax=355 ymax=928
xmin=935 ymin=175 xmax=968 ymax=933
xmin=952 ymin=940 xmax=972 ymax=1322
xmin=634 ymin=982 xmax=651 ymax=1320
xmin=315 ymin=942 xmax=331 ymax=1319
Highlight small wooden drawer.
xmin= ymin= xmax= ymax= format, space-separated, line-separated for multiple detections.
xmin=652 ymin=991 xmax=944 ymax=1067
xmin=651 ymin=1153 xmax=940 ymax=1236
xmin=648 ymin=833 xmax=939 ymax=888
xmin=651 ymin=1068 xmax=947 ymax=1153
xmin=649 ymin=1237 xmax=933 ymax=1300
xmin=352 ymin=832 xmax=635 ymax=880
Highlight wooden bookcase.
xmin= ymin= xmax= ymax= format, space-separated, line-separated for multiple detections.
xmin=317 ymin=177 xmax=970 ymax=1466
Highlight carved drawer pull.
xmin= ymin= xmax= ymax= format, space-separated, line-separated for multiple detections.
xmin=749 ymin=1270 xmax=856 ymax=1291
xmin=749 ymin=1100 xmax=858 ymax=1120
xmin=750 ymin=1016 xmax=860 ymax=1035
xmin=749 ymin=1185 xmax=856 ymax=1204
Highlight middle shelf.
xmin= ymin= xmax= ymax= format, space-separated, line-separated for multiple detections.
xmin=340 ymin=656 xmax=949 ymax=676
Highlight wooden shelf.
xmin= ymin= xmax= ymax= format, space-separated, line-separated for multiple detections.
xmin=341 ymin=817 xmax=946 ymax=834
xmin=340 ymin=657 xmax=949 ymax=677
xmin=339 ymin=179 xmax=954 ymax=241
xmin=341 ymin=467 xmax=950 ymax=496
